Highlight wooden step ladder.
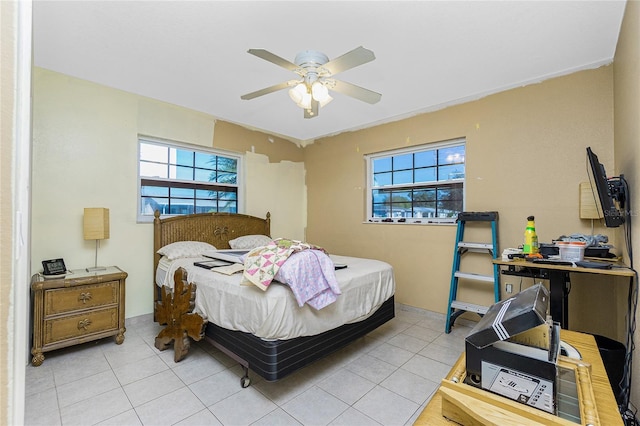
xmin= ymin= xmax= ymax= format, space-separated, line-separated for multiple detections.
xmin=445 ymin=211 xmax=500 ymax=333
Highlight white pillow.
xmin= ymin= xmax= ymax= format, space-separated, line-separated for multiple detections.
xmin=228 ymin=235 xmax=272 ymax=250
xmin=157 ymin=241 xmax=216 ymax=260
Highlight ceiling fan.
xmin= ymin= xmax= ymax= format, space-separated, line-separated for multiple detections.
xmin=240 ymin=46 xmax=382 ymax=119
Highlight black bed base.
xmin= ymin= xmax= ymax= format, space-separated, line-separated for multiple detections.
xmin=204 ymin=296 xmax=395 ymax=382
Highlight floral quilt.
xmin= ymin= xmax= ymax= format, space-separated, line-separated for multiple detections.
xmin=242 ymin=238 xmax=325 ymax=291
xmin=242 ymin=238 xmax=341 ymax=309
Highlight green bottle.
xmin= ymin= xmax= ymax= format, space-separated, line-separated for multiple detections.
xmin=523 ymin=216 xmax=539 ymax=254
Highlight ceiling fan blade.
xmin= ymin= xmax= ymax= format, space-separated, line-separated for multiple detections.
xmin=304 ymin=99 xmax=319 ymax=119
xmin=240 ymin=81 xmax=292 ymax=100
xmin=322 ymin=46 xmax=375 ymax=75
xmin=331 ymin=80 xmax=382 ymax=104
xmin=247 ymin=49 xmax=299 ymax=72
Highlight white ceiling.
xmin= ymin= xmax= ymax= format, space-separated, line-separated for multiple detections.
xmin=33 ymin=1 xmax=627 ymax=145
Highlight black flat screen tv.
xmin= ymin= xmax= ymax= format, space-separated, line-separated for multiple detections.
xmin=586 ymin=147 xmax=624 ymax=227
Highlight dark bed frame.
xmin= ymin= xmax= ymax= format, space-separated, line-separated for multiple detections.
xmin=153 ymin=210 xmax=395 ymax=386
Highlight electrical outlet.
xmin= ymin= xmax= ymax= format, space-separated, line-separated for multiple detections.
xmin=506 ymin=284 xmax=513 ymax=293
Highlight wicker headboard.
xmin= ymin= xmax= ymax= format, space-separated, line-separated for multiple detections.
xmin=153 ymin=211 xmax=271 ymax=299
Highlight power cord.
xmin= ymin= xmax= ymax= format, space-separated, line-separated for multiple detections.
xmin=622 ymin=405 xmax=639 ymax=426
xmin=619 ymin=268 xmax=637 ymax=422
xmin=618 ymin=176 xmax=638 ymax=424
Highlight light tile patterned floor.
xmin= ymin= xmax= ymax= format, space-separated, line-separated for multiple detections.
xmin=24 ymin=306 xmax=473 ymax=426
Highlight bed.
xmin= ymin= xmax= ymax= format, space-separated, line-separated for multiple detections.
xmin=153 ymin=210 xmax=395 ymax=387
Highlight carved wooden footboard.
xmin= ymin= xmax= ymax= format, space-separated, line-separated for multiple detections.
xmin=154 ymin=269 xmax=206 ymax=362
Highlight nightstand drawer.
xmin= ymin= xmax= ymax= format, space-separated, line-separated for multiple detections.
xmin=44 ymin=281 xmax=118 ymax=316
xmin=43 ymin=307 xmax=119 ymax=345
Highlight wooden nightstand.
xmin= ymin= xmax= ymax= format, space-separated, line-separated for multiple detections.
xmin=30 ymin=266 xmax=127 ymax=366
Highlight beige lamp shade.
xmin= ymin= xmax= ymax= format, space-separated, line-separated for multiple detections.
xmin=84 ymin=208 xmax=110 ymax=240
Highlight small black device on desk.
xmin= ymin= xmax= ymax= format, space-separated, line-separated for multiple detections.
xmin=574 ymin=260 xmax=612 ymax=269
xmin=42 ymin=258 xmax=67 ymax=276
xmin=529 ymin=258 xmax=612 ymax=269
xmin=530 ymin=258 xmax=573 ymax=266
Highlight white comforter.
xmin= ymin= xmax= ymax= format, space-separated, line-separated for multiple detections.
xmin=156 ymin=254 xmax=395 ymax=340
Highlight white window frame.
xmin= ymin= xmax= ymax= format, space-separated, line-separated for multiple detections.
xmin=365 ymin=138 xmax=466 ymax=224
xmin=137 ymin=136 xmax=243 ymax=223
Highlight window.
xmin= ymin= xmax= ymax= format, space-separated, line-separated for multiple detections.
xmin=137 ymin=137 xmax=242 ymax=222
xmin=365 ymin=138 xmax=465 ymax=223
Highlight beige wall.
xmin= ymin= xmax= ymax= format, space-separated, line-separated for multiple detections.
xmin=31 ymin=68 xmax=306 ymax=318
xmin=245 ymin=152 xmax=307 ymax=241
xmin=213 ymin=120 xmax=304 ymax=164
xmin=613 ymin=0 xmax=640 ymax=413
xmin=305 ymin=66 xmax=628 ymax=337
xmin=213 ymin=122 xmax=307 ymax=239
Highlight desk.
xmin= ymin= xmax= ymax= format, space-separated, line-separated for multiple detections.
xmin=414 ymin=330 xmax=622 ymax=425
xmin=492 ymin=259 xmax=634 ymax=329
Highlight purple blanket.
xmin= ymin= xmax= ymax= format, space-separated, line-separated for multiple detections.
xmin=275 ymin=250 xmax=342 ymax=310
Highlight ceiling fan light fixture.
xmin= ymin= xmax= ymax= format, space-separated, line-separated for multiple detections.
xmin=311 ymin=81 xmax=330 ymax=103
xmin=297 ymin=92 xmax=312 ymax=109
xmin=319 ymin=94 xmax=333 ymax=108
xmin=288 ymin=83 xmax=307 ymax=105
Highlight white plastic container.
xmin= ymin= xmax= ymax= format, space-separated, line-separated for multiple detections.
xmin=556 ymin=241 xmax=587 ymax=262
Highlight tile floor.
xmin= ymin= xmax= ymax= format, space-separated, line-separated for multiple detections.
xmin=24 ymin=305 xmax=474 ymax=426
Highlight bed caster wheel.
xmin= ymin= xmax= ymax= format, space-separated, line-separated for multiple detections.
xmin=240 ymin=365 xmax=251 ymax=388
xmin=241 ymin=376 xmax=251 ymax=388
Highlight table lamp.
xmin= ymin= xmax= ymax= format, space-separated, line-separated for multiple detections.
xmin=84 ymin=207 xmax=109 ymax=272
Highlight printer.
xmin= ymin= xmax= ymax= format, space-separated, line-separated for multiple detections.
xmin=464 ymin=283 xmax=561 ymax=414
